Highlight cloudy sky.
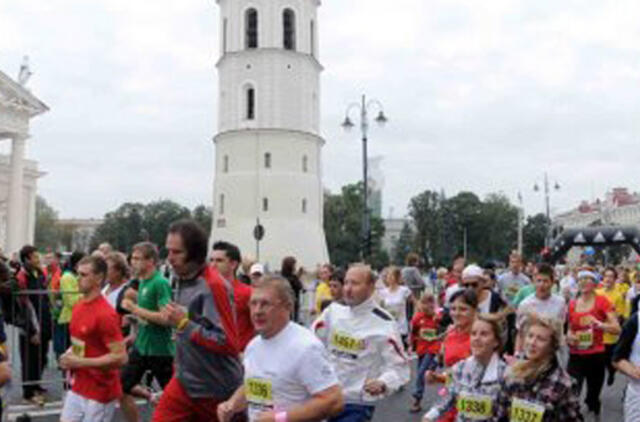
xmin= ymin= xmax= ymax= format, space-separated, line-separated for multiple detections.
xmin=2 ymin=0 xmax=640 ymax=220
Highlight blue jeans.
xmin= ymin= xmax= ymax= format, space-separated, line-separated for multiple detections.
xmin=412 ymin=353 xmax=437 ymax=400
xmin=329 ymin=403 xmax=375 ymax=422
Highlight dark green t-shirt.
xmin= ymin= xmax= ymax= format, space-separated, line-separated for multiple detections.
xmin=134 ymin=270 xmax=175 ymax=356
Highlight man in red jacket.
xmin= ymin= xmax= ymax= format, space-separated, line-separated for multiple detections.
xmin=153 ymin=220 xmax=243 ymax=422
xmin=211 ymin=241 xmax=255 ymax=352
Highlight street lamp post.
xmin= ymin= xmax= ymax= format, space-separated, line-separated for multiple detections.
xmin=534 ymin=172 xmax=560 ymax=247
xmin=517 ymin=191 xmax=524 ymax=255
xmin=342 ymin=95 xmax=388 ymax=262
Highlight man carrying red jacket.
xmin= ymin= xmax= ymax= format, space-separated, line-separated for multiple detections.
xmin=153 ymin=220 xmax=243 ymax=422
xmin=210 ymin=241 xmax=255 ymax=352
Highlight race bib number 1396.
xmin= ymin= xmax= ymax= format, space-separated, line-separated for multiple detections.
xmin=245 ymin=378 xmax=273 ymax=404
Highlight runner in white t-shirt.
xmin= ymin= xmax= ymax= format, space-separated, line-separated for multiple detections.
xmin=102 ymin=253 xmax=129 ymax=309
xmin=379 ymin=267 xmax=413 ymax=337
xmin=515 ymin=263 xmax=567 ymax=353
xmin=218 ymin=276 xmax=343 ymax=422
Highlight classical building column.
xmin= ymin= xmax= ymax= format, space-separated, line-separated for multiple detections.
xmin=7 ymin=133 xmax=27 ymax=253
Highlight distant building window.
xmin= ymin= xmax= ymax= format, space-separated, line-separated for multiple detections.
xmin=302 ymin=155 xmax=308 ymax=172
xmin=283 ymin=9 xmax=296 ymax=51
xmin=302 ymin=198 xmax=307 ymax=213
xmin=223 ymin=155 xmax=229 ymax=173
xmin=219 ymin=194 xmax=225 ymax=215
xmin=245 ymin=8 xmax=258 ymax=49
xmin=246 ymin=87 xmax=255 ymax=120
xmin=264 ymin=152 xmax=271 ymax=168
xmin=262 ymin=197 xmax=269 ymax=212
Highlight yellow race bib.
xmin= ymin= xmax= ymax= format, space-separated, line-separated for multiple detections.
xmin=576 ymin=329 xmax=593 ymax=349
xmin=245 ymin=377 xmax=273 ymax=405
xmin=420 ymin=328 xmax=437 ymax=341
xmin=70 ymin=337 xmax=85 ymax=357
xmin=510 ymin=397 xmax=545 ymax=422
xmin=456 ymin=392 xmax=493 ymax=420
xmin=330 ymin=331 xmax=365 ymax=354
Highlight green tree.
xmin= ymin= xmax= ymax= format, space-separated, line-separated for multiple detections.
xmin=477 ymin=193 xmax=519 ymax=262
xmin=34 ymin=195 xmax=60 ymax=250
xmin=192 ymin=205 xmax=213 ymax=234
xmin=523 ymin=213 xmax=550 ymax=261
xmin=91 ymin=200 xmax=193 ymax=255
xmin=408 ymin=190 xmax=519 ymax=266
xmin=445 ymin=192 xmax=484 ymax=261
xmin=90 ymin=202 xmax=146 ymax=253
xmin=408 ymin=190 xmax=444 ymax=266
xmin=392 ymin=222 xmax=414 ymax=265
xmin=142 ymin=200 xmax=191 ymax=254
xmin=324 ymin=182 xmax=386 ymax=269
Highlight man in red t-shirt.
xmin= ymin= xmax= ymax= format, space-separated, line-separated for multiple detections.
xmin=60 ymin=255 xmax=127 ymax=422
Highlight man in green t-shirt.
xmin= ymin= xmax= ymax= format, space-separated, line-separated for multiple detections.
xmin=120 ymin=242 xmax=174 ymax=422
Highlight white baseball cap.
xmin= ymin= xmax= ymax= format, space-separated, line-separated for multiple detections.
xmin=250 ymin=263 xmax=264 ymax=275
xmin=462 ymin=264 xmax=484 ymax=280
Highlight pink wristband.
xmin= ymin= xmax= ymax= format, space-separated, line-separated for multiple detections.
xmin=275 ymin=411 xmax=288 ymax=422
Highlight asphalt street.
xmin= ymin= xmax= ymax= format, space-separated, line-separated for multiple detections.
xmin=4 ymin=356 xmax=626 ymax=421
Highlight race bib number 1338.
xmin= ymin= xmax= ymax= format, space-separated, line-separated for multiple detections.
xmin=456 ymin=392 xmax=492 ymax=420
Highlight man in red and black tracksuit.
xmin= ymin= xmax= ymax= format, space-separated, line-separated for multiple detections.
xmin=153 ymin=220 xmax=242 ymax=422
xmin=16 ymin=245 xmax=52 ymax=403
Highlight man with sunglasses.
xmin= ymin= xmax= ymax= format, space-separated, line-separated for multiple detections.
xmin=459 ymin=264 xmax=509 ymax=320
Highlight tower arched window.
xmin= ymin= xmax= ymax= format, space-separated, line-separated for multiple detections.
xmin=283 ymin=9 xmax=296 ymax=51
xmin=302 ymin=198 xmax=307 ymax=214
xmin=264 ymin=152 xmax=271 ymax=169
xmin=246 ymin=86 xmax=255 ymax=120
xmin=223 ymin=18 xmax=228 ymax=53
xmin=219 ymin=194 xmax=225 ymax=215
xmin=223 ymin=155 xmax=229 ymax=173
xmin=310 ymin=20 xmax=315 ymax=56
xmin=262 ymin=197 xmax=269 ymax=212
xmin=302 ymin=155 xmax=308 ymax=172
xmin=245 ymin=8 xmax=258 ymax=49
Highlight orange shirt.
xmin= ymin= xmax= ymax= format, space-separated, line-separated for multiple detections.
xmin=442 ymin=326 xmax=471 ymax=368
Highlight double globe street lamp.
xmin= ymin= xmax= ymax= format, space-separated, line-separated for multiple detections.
xmin=341 ymin=95 xmax=388 ymax=262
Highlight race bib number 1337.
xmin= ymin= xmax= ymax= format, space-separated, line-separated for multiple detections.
xmin=510 ymin=398 xmax=545 ymax=422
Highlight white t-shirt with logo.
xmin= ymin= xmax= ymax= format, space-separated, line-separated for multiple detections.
xmin=379 ymin=286 xmax=412 ymax=335
xmin=243 ymin=322 xmax=339 ymax=421
xmin=516 ymin=293 xmax=567 ymax=330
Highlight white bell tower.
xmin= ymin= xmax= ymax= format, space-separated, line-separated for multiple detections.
xmin=211 ymin=0 xmax=329 ymax=269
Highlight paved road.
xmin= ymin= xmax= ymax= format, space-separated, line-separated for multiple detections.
xmin=372 ymin=359 xmax=625 ymax=421
xmin=5 ymin=357 xmax=626 ymax=421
